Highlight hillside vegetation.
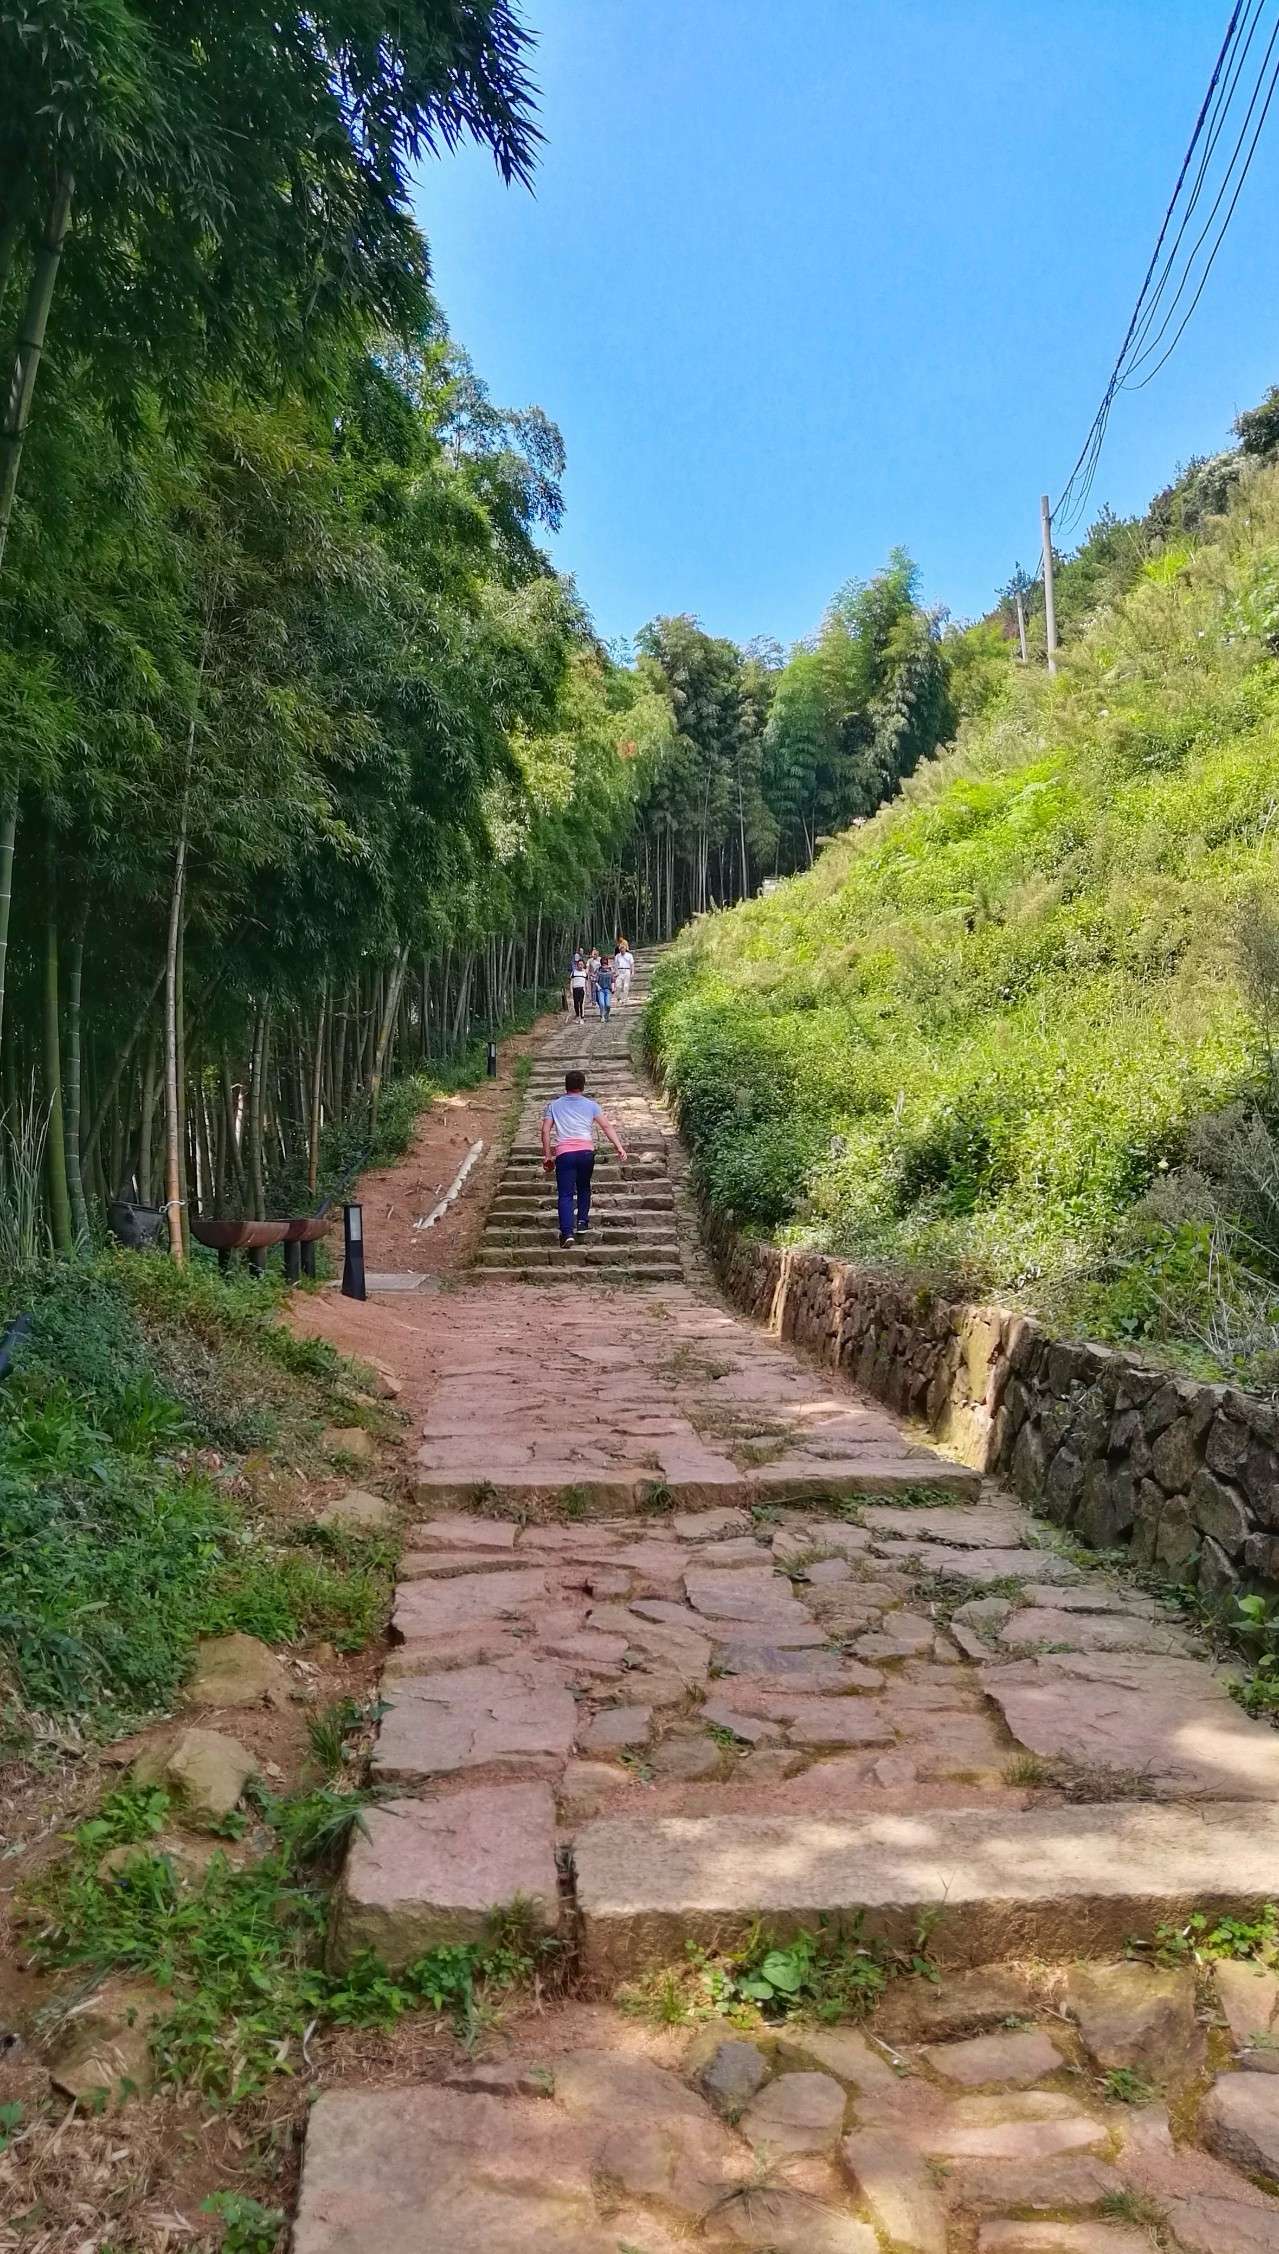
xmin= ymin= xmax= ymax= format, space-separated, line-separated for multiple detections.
xmin=649 ymin=461 xmax=1279 ymax=1383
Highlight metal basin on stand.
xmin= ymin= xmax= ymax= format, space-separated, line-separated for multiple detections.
xmin=191 ymin=1219 xmax=290 ymax=1275
xmin=282 ymin=1214 xmax=333 ymax=1281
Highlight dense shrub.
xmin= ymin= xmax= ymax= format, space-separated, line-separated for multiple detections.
xmin=650 ymin=464 xmax=1279 ymax=1380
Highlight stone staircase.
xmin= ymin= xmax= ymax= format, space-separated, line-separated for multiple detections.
xmin=474 ymin=948 xmax=684 ymax=1285
xmin=293 ymin=944 xmax=1279 ymax=2254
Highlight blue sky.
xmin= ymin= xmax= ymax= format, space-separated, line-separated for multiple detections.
xmin=414 ymin=0 xmax=1279 ymax=651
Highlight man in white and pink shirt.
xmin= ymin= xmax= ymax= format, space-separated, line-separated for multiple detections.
xmin=540 ymin=1069 xmax=628 ymax=1247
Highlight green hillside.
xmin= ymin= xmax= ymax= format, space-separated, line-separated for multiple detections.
xmin=649 ymin=462 xmax=1279 ymax=1383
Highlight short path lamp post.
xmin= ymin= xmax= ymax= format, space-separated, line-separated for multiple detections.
xmin=486 ymin=1037 xmax=498 ymax=1078
xmin=342 ymin=1202 xmax=366 ymax=1301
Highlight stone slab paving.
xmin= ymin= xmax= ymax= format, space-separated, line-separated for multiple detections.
xmin=296 ymin=950 xmax=1279 ymax=2250
xmin=411 ymin=1284 xmax=972 ymax=1505
xmin=294 ymin=1975 xmax=1279 ymax=2250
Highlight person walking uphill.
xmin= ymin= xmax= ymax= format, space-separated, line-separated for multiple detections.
xmin=541 ymin=1069 xmax=628 ymax=1248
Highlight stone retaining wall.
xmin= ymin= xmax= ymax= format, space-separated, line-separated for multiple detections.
xmin=709 ymin=1222 xmax=1279 ymax=1597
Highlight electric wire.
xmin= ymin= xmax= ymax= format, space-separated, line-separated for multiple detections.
xmin=1048 ymin=0 xmax=1249 ymax=539
xmin=1126 ymin=37 xmax=1279 ymax=391
xmin=1123 ymin=3 xmax=1279 ymax=386
xmin=1120 ymin=0 xmax=1267 ymax=371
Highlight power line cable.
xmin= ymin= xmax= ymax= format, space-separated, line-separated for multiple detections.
xmin=1049 ymin=0 xmax=1249 ymax=537
xmin=1127 ymin=41 xmax=1279 ymax=391
xmin=1120 ymin=0 xmax=1268 ymax=368
xmin=1123 ymin=3 xmax=1279 ymax=383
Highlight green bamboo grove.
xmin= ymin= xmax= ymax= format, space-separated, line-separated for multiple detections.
xmin=0 ymin=2 xmax=963 ymax=1260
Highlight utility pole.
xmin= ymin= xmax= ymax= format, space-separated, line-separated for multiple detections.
xmin=1040 ymin=495 xmax=1058 ymax=675
xmin=1014 ymin=586 xmax=1028 ymax=664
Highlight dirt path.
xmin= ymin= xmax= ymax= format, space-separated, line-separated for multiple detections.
xmin=283 ymin=953 xmax=1279 ymax=2253
xmin=343 ymin=1010 xmax=554 ymax=1277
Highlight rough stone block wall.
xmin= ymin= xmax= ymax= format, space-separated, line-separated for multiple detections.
xmin=707 ymin=1221 xmax=1279 ymax=1597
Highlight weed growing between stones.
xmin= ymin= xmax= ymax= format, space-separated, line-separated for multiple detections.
xmin=1003 ymin=1753 xmax=1055 ymax=1788
xmin=776 ymin=1545 xmax=843 ymax=1581
xmin=1002 ymin=1753 xmax=1161 ymax=1802
xmin=1136 ymin=1903 xmax=1279 ymax=1969
xmin=1102 ymin=2066 xmax=1157 ymax=2105
xmin=1153 ymin=1576 xmax=1279 ymax=1719
xmin=639 ymin=1480 xmax=674 ymax=1514
xmin=1101 ymin=2187 xmax=1170 ymax=2232
xmin=862 ymin=1484 xmax=968 ymax=1510
xmin=618 ymin=1915 xmax=939 ymax=2030
xmin=912 ymin=1568 xmax=1026 ymax=1623
xmin=662 ymin=1345 xmax=732 ymax=1386
xmin=26 ymin=1785 xmax=559 ymax=2103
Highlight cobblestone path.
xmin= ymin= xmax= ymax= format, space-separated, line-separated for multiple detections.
xmin=294 ymin=951 xmax=1279 ymax=2254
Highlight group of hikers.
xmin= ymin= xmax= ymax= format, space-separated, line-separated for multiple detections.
xmin=566 ymin=937 xmax=635 ymax=1021
xmin=542 ymin=937 xmax=637 ymax=1246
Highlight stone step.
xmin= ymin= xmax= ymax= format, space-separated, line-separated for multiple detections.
xmin=490 ymin=1194 xmax=677 ymax=1217
xmin=572 ymin=1801 xmax=1279 ymax=1979
xmin=524 ymin=1086 xmax=640 ymax=1100
xmin=408 ymin=1455 xmax=973 ymax=1516
xmin=500 ymin=1153 xmax=663 ymax=1170
xmin=502 ymin=1157 xmax=666 ymax=1171
xmin=526 ymin=1067 xmax=637 ymax=1082
xmin=482 ymin=1217 xmax=681 ymax=1235
xmin=486 ymin=1220 xmax=679 ymax=1240
xmin=483 ymin=1223 xmax=679 ymax=1245
xmin=509 ymin=1148 xmax=668 ymax=1164
xmin=474 ymin=1245 xmax=683 ymax=1273
xmin=485 ymin=1212 xmax=673 ymax=1231
xmin=471 ymin=1263 xmax=684 ymax=1285
xmin=487 ymin=1216 xmax=678 ymax=1234
xmin=500 ymin=1163 xmax=672 ymax=1181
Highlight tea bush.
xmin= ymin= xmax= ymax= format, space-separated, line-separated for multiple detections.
xmin=650 ymin=464 xmax=1279 ymax=1379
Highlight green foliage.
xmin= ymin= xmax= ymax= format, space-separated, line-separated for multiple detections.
xmin=201 ymin=2193 xmax=285 ymax=2254
xmin=1139 ymin=1902 xmax=1279 ymax=1968
xmin=1099 ymin=2189 xmax=1168 ymax=2233
xmin=203 ymin=1544 xmax=389 ymax=1657
xmin=30 ymin=1790 xmax=558 ymax=2101
xmin=1228 ymin=1594 xmax=1279 ymax=1716
xmin=619 ymin=1916 xmax=928 ymax=2029
xmin=1101 ymin=2066 xmax=1156 ymax=2105
xmin=0 ymin=1257 xmax=384 ymax=1724
xmin=649 ymin=462 xmax=1279 ymax=1377
xmin=306 ymin=1697 xmax=370 ymax=1780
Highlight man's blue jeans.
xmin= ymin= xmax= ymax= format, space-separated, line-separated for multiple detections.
xmin=555 ymin=1149 xmax=594 ymax=1239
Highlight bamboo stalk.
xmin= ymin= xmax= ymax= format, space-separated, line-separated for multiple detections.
xmin=0 ymin=171 xmax=74 ymax=578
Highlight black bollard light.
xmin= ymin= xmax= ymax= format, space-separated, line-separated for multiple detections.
xmin=342 ymin=1202 xmax=367 ymax=1301
xmin=486 ymin=1038 xmax=497 ymax=1078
